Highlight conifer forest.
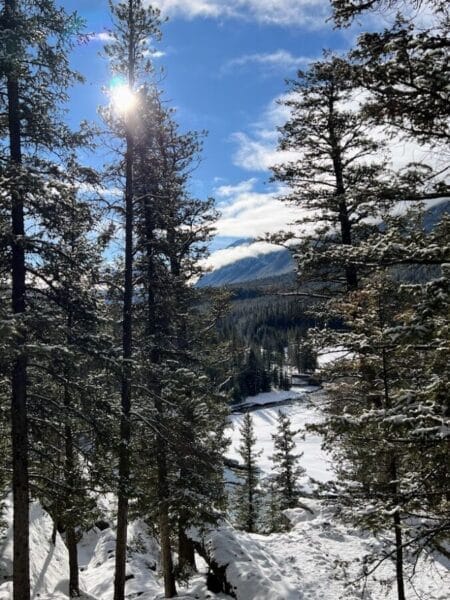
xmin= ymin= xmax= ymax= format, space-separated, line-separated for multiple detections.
xmin=0 ymin=0 xmax=448 ymax=599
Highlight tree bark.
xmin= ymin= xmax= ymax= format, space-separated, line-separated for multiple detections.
xmin=155 ymin=385 xmax=177 ymax=597
xmin=114 ymin=125 xmax=134 ymax=600
xmin=64 ymin=375 xmax=80 ymax=597
xmin=114 ymin=4 xmax=136 ymax=596
xmin=6 ymin=1 xmax=31 ymax=598
xmin=393 ymin=508 xmax=406 ymax=600
xmin=382 ymin=346 xmax=406 ymax=600
xmin=66 ymin=526 xmax=80 ymax=598
xmin=142 ymin=161 xmax=177 ymax=597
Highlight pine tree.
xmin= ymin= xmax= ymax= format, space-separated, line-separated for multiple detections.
xmin=101 ymin=3 xmax=162 ymax=598
xmin=331 ymin=0 xmax=450 ymax=150
xmin=270 ymin=411 xmax=304 ymax=511
xmin=0 ymin=3 xmax=87 ymax=597
xmin=235 ymin=413 xmax=262 ymax=533
xmin=25 ymin=169 xmax=111 ymax=597
xmin=311 ymin=260 xmax=449 ymax=600
xmin=130 ymin=84 xmax=229 ymax=592
xmin=271 ymin=54 xmax=391 ymax=294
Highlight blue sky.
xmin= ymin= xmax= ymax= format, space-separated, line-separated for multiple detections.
xmin=63 ymin=0 xmax=362 ymax=258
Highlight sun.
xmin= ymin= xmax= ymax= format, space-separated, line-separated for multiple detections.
xmin=110 ymin=79 xmax=137 ymax=114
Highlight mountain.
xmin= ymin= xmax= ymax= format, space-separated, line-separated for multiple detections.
xmin=198 ymin=201 xmax=449 ymax=288
xmin=197 ymin=241 xmax=295 ymax=288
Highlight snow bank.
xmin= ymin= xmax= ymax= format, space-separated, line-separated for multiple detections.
xmin=316 ymin=346 xmax=353 ymax=369
xmin=233 ymin=386 xmax=315 ymax=410
xmin=190 ymin=522 xmax=299 ymax=600
xmin=79 ymin=519 xmax=160 ymax=600
xmin=262 ymin=500 xmax=450 ymax=600
xmin=0 ymin=495 xmax=70 ymax=600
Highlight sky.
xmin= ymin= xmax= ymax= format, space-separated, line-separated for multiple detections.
xmin=61 ymin=0 xmax=376 ymax=263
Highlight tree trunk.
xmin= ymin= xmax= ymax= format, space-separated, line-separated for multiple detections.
xmin=64 ymin=383 xmax=80 ymax=597
xmin=6 ymin=2 xmax=31 ymax=598
xmin=155 ymin=400 xmax=177 ymax=598
xmin=393 ymin=509 xmax=406 ymax=600
xmin=178 ymin=523 xmax=196 ymax=573
xmin=114 ymin=5 xmax=136 ymax=598
xmin=66 ymin=526 xmax=80 ymax=598
xmin=328 ymin=92 xmax=358 ymax=292
xmin=142 ymin=161 xmax=176 ymax=597
xmin=114 ymin=124 xmax=134 ymax=599
xmin=159 ymin=495 xmax=177 ymax=598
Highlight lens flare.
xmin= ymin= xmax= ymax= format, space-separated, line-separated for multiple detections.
xmin=110 ymin=77 xmax=137 ymax=114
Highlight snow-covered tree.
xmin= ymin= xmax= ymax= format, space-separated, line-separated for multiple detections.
xmin=26 ymin=171 xmax=112 ymax=597
xmin=130 ymin=85 xmax=229 ymax=592
xmin=100 ymin=2 xmax=162 ymax=598
xmin=271 ymin=54 xmax=391 ymax=294
xmin=312 ymin=261 xmax=449 ymax=600
xmin=270 ymin=411 xmax=304 ymax=511
xmin=0 ymin=2 xmax=89 ymax=597
xmin=331 ymin=0 xmax=450 ymax=151
xmin=235 ymin=413 xmax=262 ymax=533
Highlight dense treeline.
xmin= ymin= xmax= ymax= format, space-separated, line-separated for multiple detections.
xmin=215 ymin=287 xmax=319 ymax=400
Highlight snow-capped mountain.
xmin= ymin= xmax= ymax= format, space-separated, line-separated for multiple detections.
xmin=199 ymin=201 xmax=449 ymax=288
xmin=197 ymin=239 xmax=295 ymax=287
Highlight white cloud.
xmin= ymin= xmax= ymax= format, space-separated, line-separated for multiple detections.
xmin=143 ymin=49 xmax=167 ymax=58
xmin=231 ymin=93 xmax=300 ymax=172
xmin=213 ymin=178 xmax=301 ymax=238
xmin=231 ymin=132 xmax=298 ymax=172
xmin=152 ymin=0 xmax=225 ymax=19
xmin=89 ymin=31 xmax=114 ymax=42
xmin=215 ymin=178 xmax=258 ymax=198
xmin=222 ymin=50 xmax=312 ymax=74
xmin=152 ymin=0 xmax=330 ymax=28
xmin=204 ymin=240 xmax=286 ymax=270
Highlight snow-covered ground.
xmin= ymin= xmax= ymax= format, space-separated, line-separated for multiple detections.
xmin=1 ymin=386 xmax=448 ymax=599
xmin=257 ymin=501 xmax=449 ymax=600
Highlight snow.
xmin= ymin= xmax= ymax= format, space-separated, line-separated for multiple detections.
xmin=1 ymin=385 xmax=448 ymax=599
xmin=233 ymin=386 xmax=318 ymax=410
xmin=0 ymin=495 xmax=73 ymax=600
xmin=317 ymin=346 xmax=352 ymax=369
xmin=259 ymin=500 xmax=450 ymax=600
xmin=227 ymin=387 xmax=332 ymax=490
xmin=79 ymin=521 xmax=160 ymax=600
xmin=190 ymin=523 xmax=299 ymax=600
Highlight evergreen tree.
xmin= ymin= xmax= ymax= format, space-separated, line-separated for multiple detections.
xmin=235 ymin=413 xmax=262 ymax=533
xmin=331 ymin=0 xmax=450 ymax=149
xmin=271 ymin=54 xmax=390 ymax=294
xmin=312 ymin=262 xmax=449 ymax=600
xmin=270 ymin=411 xmax=304 ymax=511
xmin=101 ymin=3 xmax=162 ymax=598
xmin=26 ymin=171 xmax=111 ymax=597
xmin=0 ymin=2 xmax=87 ymax=597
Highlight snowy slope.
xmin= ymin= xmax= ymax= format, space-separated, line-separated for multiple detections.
xmin=226 ymin=388 xmax=449 ymax=599
xmin=259 ymin=501 xmax=449 ymax=600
